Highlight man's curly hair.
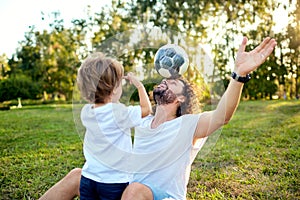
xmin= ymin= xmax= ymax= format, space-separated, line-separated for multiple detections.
xmin=176 ymin=78 xmax=201 ymax=116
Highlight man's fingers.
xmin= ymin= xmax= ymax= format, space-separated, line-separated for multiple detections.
xmin=258 ymin=38 xmax=277 ymax=59
xmin=237 ymin=36 xmax=248 ymax=54
xmin=255 ymin=37 xmax=272 ymax=53
xmin=265 ymin=38 xmax=277 ymax=53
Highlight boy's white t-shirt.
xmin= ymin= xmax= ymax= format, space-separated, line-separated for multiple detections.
xmin=81 ymin=103 xmax=142 ymax=183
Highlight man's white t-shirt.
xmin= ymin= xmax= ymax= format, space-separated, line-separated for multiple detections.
xmin=81 ymin=103 xmax=142 ymax=183
xmin=132 ymin=114 xmax=207 ymax=199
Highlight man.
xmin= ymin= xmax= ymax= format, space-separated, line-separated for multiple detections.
xmin=39 ymin=36 xmax=277 ymax=200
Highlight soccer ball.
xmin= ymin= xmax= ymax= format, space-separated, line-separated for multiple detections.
xmin=154 ymin=44 xmax=189 ymax=78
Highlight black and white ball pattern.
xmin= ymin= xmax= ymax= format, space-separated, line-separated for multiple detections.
xmin=154 ymin=44 xmax=189 ymax=78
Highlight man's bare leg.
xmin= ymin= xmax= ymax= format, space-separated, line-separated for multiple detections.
xmin=121 ymin=182 xmax=153 ymax=200
xmin=39 ymin=168 xmax=81 ymax=200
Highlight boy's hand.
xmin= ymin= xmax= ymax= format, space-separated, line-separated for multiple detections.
xmin=124 ymin=72 xmax=143 ymax=89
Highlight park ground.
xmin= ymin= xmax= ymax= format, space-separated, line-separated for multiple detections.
xmin=0 ymin=100 xmax=299 ymax=199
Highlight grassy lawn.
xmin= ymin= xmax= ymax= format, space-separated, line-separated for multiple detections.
xmin=188 ymin=100 xmax=300 ymax=199
xmin=0 ymin=100 xmax=299 ymax=199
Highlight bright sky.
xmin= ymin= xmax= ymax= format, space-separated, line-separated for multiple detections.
xmin=0 ymin=0 xmax=109 ymax=57
xmin=0 ymin=0 xmax=290 ymax=58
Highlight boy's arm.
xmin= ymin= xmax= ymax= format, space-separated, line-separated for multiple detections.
xmin=125 ymin=72 xmax=152 ymax=117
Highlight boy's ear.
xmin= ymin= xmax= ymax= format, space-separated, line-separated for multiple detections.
xmin=112 ymin=86 xmax=118 ymax=94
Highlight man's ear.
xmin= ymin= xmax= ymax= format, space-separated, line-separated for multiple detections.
xmin=177 ymin=95 xmax=186 ymax=103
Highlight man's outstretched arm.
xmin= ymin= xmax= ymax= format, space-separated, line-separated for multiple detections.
xmin=195 ymin=37 xmax=277 ymax=139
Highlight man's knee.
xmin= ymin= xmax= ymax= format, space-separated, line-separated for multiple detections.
xmin=67 ymin=168 xmax=81 ymax=180
xmin=122 ymin=182 xmax=153 ymax=200
xmin=64 ymin=168 xmax=81 ymax=184
xmin=64 ymin=168 xmax=81 ymax=196
xmin=39 ymin=168 xmax=82 ymax=200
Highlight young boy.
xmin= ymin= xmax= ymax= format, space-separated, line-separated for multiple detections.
xmin=76 ymin=52 xmax=151 ymax=200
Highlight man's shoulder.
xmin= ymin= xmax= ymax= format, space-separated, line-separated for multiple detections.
xmin=182 ymin=113 xmax=201 ymax=121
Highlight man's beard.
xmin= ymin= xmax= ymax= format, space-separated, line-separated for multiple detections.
xmin=153 ymin=85 xmax=177 ymax=105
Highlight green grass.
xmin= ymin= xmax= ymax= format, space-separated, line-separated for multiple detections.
xmin=0 ymin=100 xmax=299 ymax=199
xmin=188 ymin=100 xmax=300 ymax=199
xmin=0 ymin=105 xmax=84 ymax=199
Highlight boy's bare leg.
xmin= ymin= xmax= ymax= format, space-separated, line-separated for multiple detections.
xmin=39 ymin=168 xmax=81 ymax=200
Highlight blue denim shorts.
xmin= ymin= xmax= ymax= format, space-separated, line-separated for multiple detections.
xmin=148 ymin=184 xmax=174 ymax=200
xmin=80 ymin=175 xmax=128 ymax=200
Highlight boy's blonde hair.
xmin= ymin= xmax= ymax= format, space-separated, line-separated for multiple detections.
xmin=77 ymin=52 xmax=124 ymax=103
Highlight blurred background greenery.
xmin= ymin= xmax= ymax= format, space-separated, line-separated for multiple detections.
xmin=0 ymin=0 xmax=299 ymax=108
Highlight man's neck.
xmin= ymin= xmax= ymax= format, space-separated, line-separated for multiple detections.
xmin=151 ymin=104 xmax=177 ymax=128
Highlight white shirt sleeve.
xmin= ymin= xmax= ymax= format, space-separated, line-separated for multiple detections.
xmin=113 ymin=103 xmax=143 ymax=129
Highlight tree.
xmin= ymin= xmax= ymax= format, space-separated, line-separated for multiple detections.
xmin=0 ymin=54 xmax=9 ymax=80
xmin=7 ymin=12 xmax=86 ymax=101
xmin=0 ymin=74 xmax=41 ymax=102
xmin=2 ymin=0 xmax=298 ymax=102
xmin=287 ymin=0 xmax=300 ymax=98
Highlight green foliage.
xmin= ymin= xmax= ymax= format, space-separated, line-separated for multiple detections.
xmin=286 ymin=1 xmax=300 ymax=97
xmin=1 ymin=0 xmax=300 ymax=101
xmin=244 ymin=61 xmax=279 ymax=100
xmin=211 ymin=79 xmax=230 ymax=99
xmin=0 ymin=75 xmax=41 ymax=102
xmin=5 ymin=13 xmax=84 ymax=101
xmin=0 ymin=54 xmax=10 ymax=80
